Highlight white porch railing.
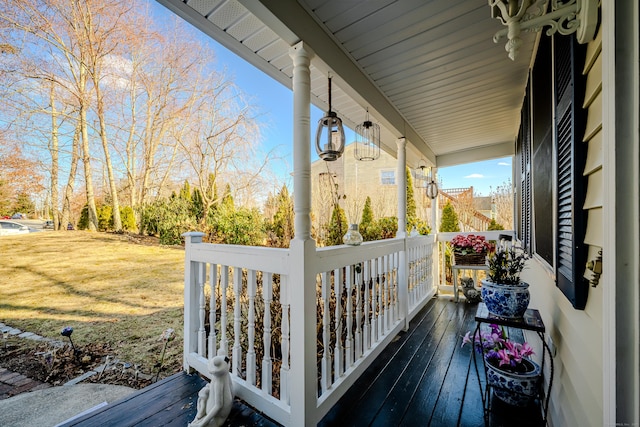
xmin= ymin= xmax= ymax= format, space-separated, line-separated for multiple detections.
xmin=183 ymin=233 xmax=436 ymax=426
xmin=435 ymin=230 xmax=515 ymax=295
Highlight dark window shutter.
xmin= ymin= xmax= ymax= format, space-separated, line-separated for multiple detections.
xmin=532 ymin=35 xmax=554 ymax=265
xmin=516 ymin=85 xmax=532 ymax=253
xmin=554 ymin=34 xmax=589 ymax=309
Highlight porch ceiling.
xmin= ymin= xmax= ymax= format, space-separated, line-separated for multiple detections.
xmin=157 ymin=0 xmax=538 ymax=168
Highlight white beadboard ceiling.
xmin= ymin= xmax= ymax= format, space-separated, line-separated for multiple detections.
xmin=157 ymin=0 xmax=538 ymax=168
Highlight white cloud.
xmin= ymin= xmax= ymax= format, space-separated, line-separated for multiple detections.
xmin=498 ymin=162 xmax=510 ymax=166
xmin=465 ymin=173 xmax=484 ymax=179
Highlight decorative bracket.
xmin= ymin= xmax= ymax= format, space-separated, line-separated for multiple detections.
xmin=490 ymin=0 xmax=598 ymax=60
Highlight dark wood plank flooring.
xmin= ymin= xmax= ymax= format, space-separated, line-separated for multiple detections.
xmin=61 ymin=298 xmax=545 ymax=426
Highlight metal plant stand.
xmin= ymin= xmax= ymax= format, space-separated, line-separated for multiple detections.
xmin=473 ymin=303 xmax=554 ymax=426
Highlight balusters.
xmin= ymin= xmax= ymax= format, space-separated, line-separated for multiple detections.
xmin=383 ymin=254 xmax=391 ymax=333
xmin=233 ymin=268 xmax=243 ymax=378
xmin=370 ymin=259 xmax=378 ymax=345
xmin=321 ymin=272 xmax=330 ymax=392
xmin=355 ymin=263 xmax=362 ymax=360
xmin=377 ymin=257 xmax=384 ymax=337
xmin=197 ymin=263 xmax=206 ymax=356
xmin=334 ymin=267 xmax=343 ymax=379
xmin=209 ymin=264 xmax=218 ymax=358
xmin=363 ymin=259 xmax=371 ymax=352
xmin=220 ymin=266 xmax=229 ymax=356
xmin=262 ymin=272 xmax=273 ymax=395
xmin=247 ymin=270 xmax=257 ymax=386
xmin=345 ymin=265 xmax=354 ymax=368
xmin=280 ymin=275 xmax=290 ymax=404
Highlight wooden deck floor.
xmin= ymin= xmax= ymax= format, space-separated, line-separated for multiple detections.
xmin=61 ymin=298 xmax=545 ymax=427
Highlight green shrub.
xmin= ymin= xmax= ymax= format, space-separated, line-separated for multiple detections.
xmin=120 ymin=206 xmax=137 ymax=231
xmin=97 ymin=205 xmax=113 ymax=231
xmin=487 ymin=218 xmax=504 ymax=231
xmin=439 ymin=201 xmax=460 ymax=232
xmin=325 ymin=205 xmax=348 ymax=246
xmin=208 ymin=203 xmax=265 ymax=246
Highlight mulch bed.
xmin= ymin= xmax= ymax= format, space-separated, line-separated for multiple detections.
xmin=0 ymin=339 xmax=180 ymax=390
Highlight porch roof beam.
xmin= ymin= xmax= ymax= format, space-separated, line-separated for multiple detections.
xmin=435 ymin=141 xmax=515 ymax=167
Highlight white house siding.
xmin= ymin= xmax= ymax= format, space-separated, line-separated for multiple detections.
xmin=524 ymin=27 xmax=604 ymax=427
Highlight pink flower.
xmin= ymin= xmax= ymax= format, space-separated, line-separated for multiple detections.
xmin=461 ymin=331 xmax=472 ymax=348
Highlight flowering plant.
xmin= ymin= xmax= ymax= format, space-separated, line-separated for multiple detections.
xmin=450 ymin=234 xmax=494 ymax=255
xmin=486 ymin=242 xmax=528 ymax=285
xmin=462 ymin=324 xmax=535 ymax=373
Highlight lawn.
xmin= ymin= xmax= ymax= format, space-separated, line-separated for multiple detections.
xmin=0 ymin=231 xmax=186 ymax=381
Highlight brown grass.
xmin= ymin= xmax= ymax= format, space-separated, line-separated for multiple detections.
xmin=0 ymin=231 xmax=185 ymax=374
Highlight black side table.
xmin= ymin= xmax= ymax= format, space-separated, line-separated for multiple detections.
xmin=473 ymin=303 xmax=554 ymax=425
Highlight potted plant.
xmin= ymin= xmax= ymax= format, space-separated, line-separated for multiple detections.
xmin=481 ymin=242 xmax=530 ymax=318
xmin=463 ymin=324 xmax=541 ymax=406
xmin=450 ymin=234 xmax=494 ymax=265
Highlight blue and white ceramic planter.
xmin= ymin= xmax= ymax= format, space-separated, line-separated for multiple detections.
xmin=486 ymin=357 xmax=541 ymax=406
xmin=480 ymin=279 xmax=530 ymax=319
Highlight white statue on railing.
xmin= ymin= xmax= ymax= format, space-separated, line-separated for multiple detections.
xmin=189 ymin=353 xmax=234 ymax=427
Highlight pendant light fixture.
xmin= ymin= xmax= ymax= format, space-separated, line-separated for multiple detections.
xmin=315 ymin=74 xmax=345 ymax=161
xmin=426 ymin=167 xmax=439 ymax=200
xmin=354 ymin=107 xmax=380 ymax=161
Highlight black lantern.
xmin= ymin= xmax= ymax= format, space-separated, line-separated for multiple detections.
xmin=354 ymin=108 xmax=380 ymax=161
xmin=316 ymin=75 xmax=345 ymax=161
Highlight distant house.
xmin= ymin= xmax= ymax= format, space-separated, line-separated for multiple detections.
xmin=310 ymin=143 xmax=434 ymax=237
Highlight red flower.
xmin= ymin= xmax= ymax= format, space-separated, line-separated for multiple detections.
xmin=450 ymin=234 xmax=494 ymax=255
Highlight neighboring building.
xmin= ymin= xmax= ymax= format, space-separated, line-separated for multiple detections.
xmin=310 ymin=143 xmax=434 ymax=239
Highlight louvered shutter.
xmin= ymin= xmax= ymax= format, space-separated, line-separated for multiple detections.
xmin=516 ymin=86 xmax=532 ymax=253
xmin=554 ymin=34 xmax=589 ymax=309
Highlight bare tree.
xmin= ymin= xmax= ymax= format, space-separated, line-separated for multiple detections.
xmin=174 ymin=69 xmax=268 ymax=224
xmin=491 ymin=179 xmax=514 ymax=229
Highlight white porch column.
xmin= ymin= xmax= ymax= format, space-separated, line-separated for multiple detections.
xmin=291 ymin=42 xmax=312 ymax=240
xmin=430 ymin=168 xmax=440 ymax=293
xmin=395 ymin=137 xmax=409 ymax=329
xmin=430 ymin=168 xmax=439 ymax=232
xmin=396 ymin=137 xmax=407 ymax=237
xmin=288 ymin=41 xmax=319 ymax=427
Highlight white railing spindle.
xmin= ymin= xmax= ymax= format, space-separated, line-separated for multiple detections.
xmin=355 ymin=263 xmax=362 ymax=360
xmin=220 ymin=266 xmax=229 ymax=356
xmin=334 ymin=267 xmax=343 ymax=379
xmin=345 ymin=265 xmax=354 ymax=369
xmin=198 ymin=263 xmax=206 ymax=356
xmin=209 ymin=264 xmax=218 ymax=358
xmin=233 ymin=268 xmax=243 ymax=377
xmin=321 ymin=272 xmax=330 ymax=392
xmin=280 ymin=275 xmax=290 ymax=405
xmin=262 ymin=272 xmax=273 ymax=394
xmin=247 ymin=269 xmax=257 ymax=386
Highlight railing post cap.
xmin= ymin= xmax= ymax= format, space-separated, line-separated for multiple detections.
xmin=182 ymin=231 xmax=205 ymax=244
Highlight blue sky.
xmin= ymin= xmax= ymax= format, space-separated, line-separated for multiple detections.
xmin=151 ymin=2 xmax=511 ymax=196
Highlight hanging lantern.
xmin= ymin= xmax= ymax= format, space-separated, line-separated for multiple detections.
xmin=316 ymin=75 xmax=345 ymax=161
xmin=426 ymin=167 xmax=439 ymax=200
xmin=415 ymin=159 xmax=428 ymax=185
xmin=354 ymin=107 xmax=380 ymax=161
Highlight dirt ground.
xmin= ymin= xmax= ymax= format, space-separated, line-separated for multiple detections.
xmin=0 ymin=336 xmax=182 ymax=390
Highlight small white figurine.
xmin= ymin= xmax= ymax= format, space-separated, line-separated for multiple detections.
xmin=189 ymin=354 xmax=234 ymax=427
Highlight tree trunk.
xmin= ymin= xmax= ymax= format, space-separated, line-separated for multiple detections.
xmin=79 ymin=83 xmax=98 ymax=231
xmin=61 ymin=124 xmax=80 ymax=229
xmin=49 ymin=83 xmax=60 ymax=230
xmin=95 ymin=84 xmax=122 ymax=231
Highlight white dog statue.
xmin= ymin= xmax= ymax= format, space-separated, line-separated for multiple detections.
xmin=188 ymin=355 xmax=234 ymax=427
